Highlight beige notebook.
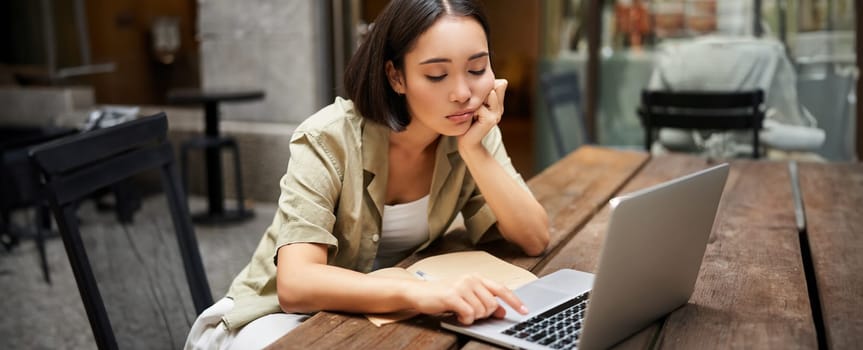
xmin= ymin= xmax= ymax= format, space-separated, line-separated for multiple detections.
xmin=365 ymin=251 xmax=538 ymax=327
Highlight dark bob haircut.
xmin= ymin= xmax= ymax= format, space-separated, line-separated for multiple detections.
xmin=343 ymin=0 xmax=491 ymax=131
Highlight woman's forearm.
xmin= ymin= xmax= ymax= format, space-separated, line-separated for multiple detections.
xmin=279 ymin=264 xmax=417 ymax=314
xmin=275 ymin=244 xmax=529 ymax=324
xmin=459 ymin=144 xmax=550 ymax=256
xmin=276 ymin=245 xmax=418 ymax=314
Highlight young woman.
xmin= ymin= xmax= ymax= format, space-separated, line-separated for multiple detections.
xmin=186 ymin=0 xmax=549 ymax=348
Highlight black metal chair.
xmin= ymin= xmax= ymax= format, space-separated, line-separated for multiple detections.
xmin=539 ymin=70 xmax=590 ymax=159
xmin=1 ymin=126 xmax=77 ymax=283
xmin=29 ymin=113 xmax=212 ymax=350
xmin=638 ymin=90 xmax=765 ymax=158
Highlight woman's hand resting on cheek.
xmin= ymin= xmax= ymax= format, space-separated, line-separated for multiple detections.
xmin=457 ymin=79 xmax=507 ymax=154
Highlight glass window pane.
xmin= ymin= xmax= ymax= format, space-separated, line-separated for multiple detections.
xmin=540 ymin=0 xmax=858 ymax=162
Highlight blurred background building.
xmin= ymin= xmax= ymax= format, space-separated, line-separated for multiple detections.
xmin=540 ymin=0 xmax=858 ymax=167
xmin=0 ymin=0 xmax=859 ymax=181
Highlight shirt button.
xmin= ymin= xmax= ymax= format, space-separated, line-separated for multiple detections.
xmin=371 ymin=234 xmax=380 ymax=243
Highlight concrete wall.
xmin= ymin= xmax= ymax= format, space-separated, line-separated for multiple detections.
xmin=182 ymin=0 xmax=332 ymax=202
xmin=198 ymin=0 xmax=328 ymax=123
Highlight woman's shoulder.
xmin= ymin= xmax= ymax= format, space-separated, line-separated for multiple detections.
xmin=294 ymin=97 xmax=363 ymax=136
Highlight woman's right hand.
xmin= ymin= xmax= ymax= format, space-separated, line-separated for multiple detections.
xmin=407 ymin=274 xmax=528 ymax=325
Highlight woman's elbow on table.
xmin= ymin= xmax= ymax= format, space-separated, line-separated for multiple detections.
xmin=523 ymin=230 xmax=550 ymax=257
xmin=509 ymin=219 xmax=550 ymax=257
xmin=277 ymin=273 xmax=318 ymax=314
xmin=527 ymin=213 xmax=551 ymax=256
xmin=276 ymin=243 xmax=330 ymax=313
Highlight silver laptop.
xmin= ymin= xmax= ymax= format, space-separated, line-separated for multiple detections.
xmin=441 ymin=163 xmax=729 ymax=350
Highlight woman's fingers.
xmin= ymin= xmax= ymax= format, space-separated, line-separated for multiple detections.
xmin=482 ymin=79 xmax=507 ymax=112
xmin=477 ymin=91 xmax=501 ymax=126
xmin=481 ymin=278 xmax=528 ymax=315
xmin=448 ymin=275 xmax=527 ymax=325
xmin=485 ymin=88 xmax=499 ymax=112
xmin=493 ymin=79 xmax=508 ymax=109
xmin=463 ymin=292 xmax=486 ymax=322
xmin=457 ymin=275 xmax=489 ymax=323
xmin=457 ymin=79 xmax=507 ymax=148
xmin=474 ymin=284 xmax=500 ymax=318
xmin=420 ymin=274 xmax=527 ymax=325
xmin=451 ymin=297 xmax=476 ymax=325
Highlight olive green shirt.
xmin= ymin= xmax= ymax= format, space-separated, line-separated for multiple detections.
xmin=222 ymin=97 xmax=528 ymax=330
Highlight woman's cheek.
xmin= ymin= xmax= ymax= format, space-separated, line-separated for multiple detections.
xmin=476 ymin=75 xmax=495 ymax=101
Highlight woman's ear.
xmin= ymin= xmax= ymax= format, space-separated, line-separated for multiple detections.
xmin=385 ymin=61 xmax=405 ymax=95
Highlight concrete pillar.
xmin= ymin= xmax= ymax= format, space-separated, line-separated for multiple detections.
xmin=197 ymin=0 xmax=326 ymax=123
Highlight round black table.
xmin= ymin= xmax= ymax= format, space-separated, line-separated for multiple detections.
xmin=167 ymin=88 xmax=264 ymax=224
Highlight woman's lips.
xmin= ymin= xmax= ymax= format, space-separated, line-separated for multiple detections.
xmin=447 ymin=111 xmax=474 ymax=123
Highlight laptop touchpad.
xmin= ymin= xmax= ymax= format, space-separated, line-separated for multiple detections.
xmin=501 ymin=284 xmax=572 ymax=322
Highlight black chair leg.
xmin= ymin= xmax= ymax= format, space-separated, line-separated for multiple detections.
xmin=644 ymin=127 xmax=653 ymax=152
xmin=35 ymin=205 xmax=52 ymax=284
xmin=1 ymin=206 xmax=52 ymax=283
xmin=180 ymin=141 xmax=192 ymax=204
xmin=1 ymin=210 xmax=14 ymax=251
xmin=225 ymin=139 xmax=247 ymax=213
xmin=162 ymin=162 xmax=213 ymax=313
xmin=753 ymin=128 xmax=760 ymax=159
xmin=112 ymin=180 xmax=140 ymax=224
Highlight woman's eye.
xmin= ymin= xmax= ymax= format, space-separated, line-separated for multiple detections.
xmin=469 ymin=68 xmax=486 ymax=76
xmin=425 ymin=74 xmax=447 ymax=82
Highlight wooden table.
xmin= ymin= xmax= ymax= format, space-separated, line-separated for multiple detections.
xmin=266 ymin=146 xmax=861 ymax=349
xmin=796 ymin=162 xmax=863 ymax=349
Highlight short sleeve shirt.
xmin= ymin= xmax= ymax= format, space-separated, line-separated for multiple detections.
xmin=221 ymin=97 xmax=529 ymax=330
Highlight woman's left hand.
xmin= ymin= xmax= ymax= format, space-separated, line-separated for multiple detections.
xmin=457 ymin=79 xmax=507 ymax=152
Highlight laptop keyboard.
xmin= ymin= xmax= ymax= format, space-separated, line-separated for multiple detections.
xmin=501 ymin=291 xmax=590 ymax=349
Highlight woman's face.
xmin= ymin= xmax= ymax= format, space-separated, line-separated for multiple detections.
xmin=388 ymin=15 xmax=495 ymax=136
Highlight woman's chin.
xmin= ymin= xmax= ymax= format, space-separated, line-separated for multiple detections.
xmin=438 ymin=122 xmax=472 ymax=137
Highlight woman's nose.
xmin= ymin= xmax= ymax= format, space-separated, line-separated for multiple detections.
xmin=449 ymin=76 xmax=471 ymax=103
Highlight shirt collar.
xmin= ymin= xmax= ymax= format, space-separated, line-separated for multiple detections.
xmin=362 ymin=119 xmax=390 ymax=220
xmin=430 ymin=135 xmax=460 ymax=202
xmin=361 ymin=119 xmax=461 ymax=221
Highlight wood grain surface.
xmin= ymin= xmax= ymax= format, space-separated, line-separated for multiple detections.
xmin=505 ymin=153 xmax=712 ymax=350
xmin=656 ymin=161 xmax=816 ymax=349
xmin=798 ymin=162 xmax=863 ymax=349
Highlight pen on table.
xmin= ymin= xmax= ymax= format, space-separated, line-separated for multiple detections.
xmin=414 ymin=270 xmax=433 ymax=281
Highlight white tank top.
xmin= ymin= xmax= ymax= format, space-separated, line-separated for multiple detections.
xmin=373 ymin=195 xmax=430 ymax=270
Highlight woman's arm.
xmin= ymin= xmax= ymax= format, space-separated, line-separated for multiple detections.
xmin=457 ymin=80 xmax=550 ymax=256
xmin=459 ymin=144 xmax=549 ymax=256
xmin=276 ymin=243 xmax=528 ymax=324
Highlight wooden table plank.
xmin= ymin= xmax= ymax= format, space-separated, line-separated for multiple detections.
xmin=656 ymin=161 xmax=816 ymax=349
xmin=267 ymin=146 xmax=648 ymax=349
xmin=265 ymin=312 xmax=459 ymax=350
xmin=798 ymin=162 xmax=863 ymax=349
